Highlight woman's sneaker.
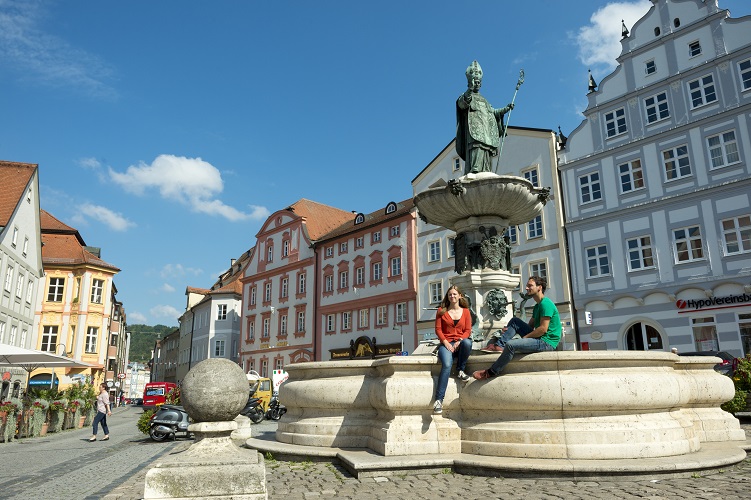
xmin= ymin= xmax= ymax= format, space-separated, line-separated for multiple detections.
xmin=457 ymin=370 xmax=471 ymax=382
xmin=433 ymin=400 xmax=443 ymax=414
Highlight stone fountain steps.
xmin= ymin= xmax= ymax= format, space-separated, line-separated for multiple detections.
xmin=245 ymin=435 xmax=750 ymax=480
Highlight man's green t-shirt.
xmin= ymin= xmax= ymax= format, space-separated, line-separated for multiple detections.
xmin=532 ymin=296 xmax=561 ymax=349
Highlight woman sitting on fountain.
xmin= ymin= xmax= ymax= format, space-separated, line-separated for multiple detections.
xmin=433 ymin=285 xmax=473 ymax=414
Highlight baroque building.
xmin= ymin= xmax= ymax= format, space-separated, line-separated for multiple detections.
xmin=558 ymin=0 xmax=751 ymax=355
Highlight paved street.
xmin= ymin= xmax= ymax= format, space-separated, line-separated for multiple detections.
xmin=3 ymin=408 xmax=751 ymax=499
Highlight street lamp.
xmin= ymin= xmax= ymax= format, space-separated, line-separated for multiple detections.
xmin=392 ymin=325 xmax=403 ymax=354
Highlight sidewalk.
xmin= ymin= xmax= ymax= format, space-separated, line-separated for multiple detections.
xmin=102 ymin=417 xmax=751 ymax=500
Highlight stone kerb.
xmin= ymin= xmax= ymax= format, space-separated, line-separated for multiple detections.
xmin=275 ymin=352 xmax=745 ymax=461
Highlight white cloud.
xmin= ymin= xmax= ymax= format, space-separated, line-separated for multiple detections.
xmin=160 ymin=283 xmax=176 ymax=293
xmin=150 ymin=304 xmax=181 ymax=321
xmin=78 ymin=157 xmax=102 ymax=170
xmin=128 ymin=311 xmax=147 ymax=324
xmin=108 ymin=154 xmax=269 ymax=222
xmin=0 ymin=0 xmax=117 ymax=98
xmin=160 ymin=263 xmax=203 ymax=279
xmin=574 ymin=1 xmax=652 ymax=73
xmin=75 ymin=203 xmax=135 ymax=232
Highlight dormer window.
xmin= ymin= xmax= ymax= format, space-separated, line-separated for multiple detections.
xmin=385 ymin=202 xmax=397 ymax=214
xmin=689 ymin=41 xmax=701 ymax=57
xmin=354 ymin=213 xmax=365 ymax=224
xmin=453 ymin=157 xmax=461 ymax=172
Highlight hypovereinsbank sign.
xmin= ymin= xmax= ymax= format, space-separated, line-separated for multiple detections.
xmin=676 ymin=293 xmax=751 ymax=313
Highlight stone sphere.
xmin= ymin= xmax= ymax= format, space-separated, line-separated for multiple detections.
xmin=181 ymin=358 xmax=248 ymax=422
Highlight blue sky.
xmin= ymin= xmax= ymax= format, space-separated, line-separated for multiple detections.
xmin=1 ymin=0 xmax=748 ymax=326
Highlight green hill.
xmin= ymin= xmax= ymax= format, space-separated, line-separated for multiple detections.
xmin=127 ymin=324 xmax=177 ymax=364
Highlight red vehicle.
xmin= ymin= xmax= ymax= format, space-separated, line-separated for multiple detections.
xmin=143 ymin=382 xmax=177 ymax=409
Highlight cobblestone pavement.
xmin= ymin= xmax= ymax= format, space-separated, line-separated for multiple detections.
xmin=6 ymin=410 xmax=751 ymax=499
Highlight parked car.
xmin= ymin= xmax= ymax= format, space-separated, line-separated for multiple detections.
xmin=679 ymin=351 xmax=736 ymax=377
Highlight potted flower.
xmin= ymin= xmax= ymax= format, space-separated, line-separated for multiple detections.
xmin=0 ymin=401 xmax=19 ymax=443
xmin=48 ymin=400 xmax=66 ymax=433
xmin=29 ymin=400 xmax=48 ymax=437
xmin=82 ymin=384 xmax=97 ymax=427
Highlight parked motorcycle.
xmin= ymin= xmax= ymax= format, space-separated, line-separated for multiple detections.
xmin=265 ymin=397 xmax=287 ymax=421
xmin=239 ymin=395 xmax=266 ymax=424
xmin=149 ymin=404 xmax=191 ymax=441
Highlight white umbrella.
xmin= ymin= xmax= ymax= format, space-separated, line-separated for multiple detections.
xmin=0 ymin=344 xmax=94 ymax=369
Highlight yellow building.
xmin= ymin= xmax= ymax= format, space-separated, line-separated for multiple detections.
xmin=31 ymin=210 xmax=121 ymax=391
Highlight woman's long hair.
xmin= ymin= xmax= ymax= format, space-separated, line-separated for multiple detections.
xmin=438 ymin=285 xmax=469 ymax=315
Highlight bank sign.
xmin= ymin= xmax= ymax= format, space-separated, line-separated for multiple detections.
xmin=676 ymin=293 xmax=751 ymax=313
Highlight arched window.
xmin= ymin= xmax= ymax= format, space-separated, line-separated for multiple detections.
xmin=624 ymin=322 xmax=664 ymax=351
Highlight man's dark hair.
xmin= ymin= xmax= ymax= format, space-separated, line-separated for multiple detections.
xmin=529 ymin=275 xmax=547 ymax=293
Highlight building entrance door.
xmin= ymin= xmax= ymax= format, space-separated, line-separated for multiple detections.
xmin=625 ymin=322 xmax=664 ymax=351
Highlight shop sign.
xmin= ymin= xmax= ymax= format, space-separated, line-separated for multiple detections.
xmin=676 ymin=292 xmax=751 ymax=313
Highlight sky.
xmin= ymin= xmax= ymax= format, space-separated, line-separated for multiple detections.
xmin=1 ymin=0 xmax=749 ymax=327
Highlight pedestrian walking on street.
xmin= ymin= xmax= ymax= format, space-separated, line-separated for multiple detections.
xmin=89 ymin=383 xmax=112 ymax=442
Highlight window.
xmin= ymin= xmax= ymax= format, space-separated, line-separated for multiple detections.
xmin=644 ymin=92 xmax=669 ymax=123
xmin=605 ymin=108 xmax=627 ymax=137
xmin=342 ymin=311 xmax=351 ymax=330
xmin=298 ymin=273 xmax=306 ymax=294
xmin=689 ymin=40 xmax=701 ymax=57
xmin=282 ymin=240 xmax=289 ymax=257
xmin=453 ymin=157 xmax=461 ymax=172
xmin=529 ymin=261 xmax=547 ymax=280
xmin=356 ymin=237 xmax=364 ymax=248
xmin=707 ymin=130 xmax=740 ymax=169
xmin=263 ymin=318 xmax=270 ymax=338
xmin=249 ymin=321 xmax=255 ymax=340
xmin=86 ymin=327 xmax=98 ymax=353
xmin=626 ymin=236 xmax=655 ymax=271
xmin=217 ymin=304 xmax=227 ymax=320
xmin=396 ymin=302 xmax=407 ymax=323
xmin=0 ymin=323 xmax=4 ymax=343
xmin=11 ymin=227 xmax=18 ymax=247
xmin=339 ymin=270 xmax=348 ymax=289
xmin=688 ymin=74 xmax=716 ymax=108
xmin=214 ymin=340 xmax=226 ymax=357
xmin=340 ymin=242 xmax=348 ymax=253
xmin=41 ymin=326 xmax=58 ymax=352
xmin=372 ymin=262 xmax=382 ymax=281
xmin=261 ymin=360 xmax=268 ymax=378
xmin=390 ymin=256 xmax=401 ymax=276
xmin=390 ymin=226 xmax=400 ymax=237
xmin=376 ymin=305 xmax=387 ymax=326
xmin=359 ymin=309 xmax=369 ymax=329
xmin=297 ymin=311 xmax=305 ymax=332
xmin=356 ymin=266 xmax=364 ymax=285
xmin=586 ymin=245 xmax=610 ymax=278
xmin=618 ymin=159 xmax=644 ymax=193
xmin=373 ymin=231 xmax=381 ymax=243
xmin=662 ymin=145 xmax=692 ymax=180
xmin=23 ymin=237 xmax=28 ymax=256
xmin=26 ymin=280 xmax=33 ymax=303
xmin=673 ymin=225 xmax=704 ymax=263
xmin=326 ymin=314 xmax=335 ymax=332
xmin=506 ymin=226 xmax=518 ymax=244
xmin=645 ymin=60 xmax=656 ymax=75
xmin=429 ymin=281 xmax=443 ymax=304
xmin=264 ymin=282 xmax=272 ymax=302
xmin=4 ymin=265 xmax=13 ymax=293
xmin=528 ymin=215 xmax=543 ymax=239
xmin=91 ymin=279 xmax=104 ymax=304
xmin=280 ymin=315 xmax=287 ymax=335
xmin=579 ymin=172 xmax=602 ymax=204
xmin=447 ymin=237 xmax=455 ymax=258
xmin=250 ymin=286 xmax=257 ymax=306
xmin=325 ymin=246 xmax=333 ymax=257
xmin=740 ymin=59 xmax=751 ymax=91
xmin=523 ymin=167 xmax=539 ymax=187
xmin=267 ymin=245 xmax=273 ymax=262
xmin=355 ymin=213 xmax=365 ymax=224
xmin=110 ymin=333 xmax=118 ymax=346
xmin=9 ymin=326 xmax=16 ymax=345
xmin=428 ymin=241 xmax=441 ymax=262
xmin=281 ymin=278 xmax=288 ymax=298
xmin=721 ymin=215 xmax=751 ymax=255
xmin=15 ymin=274 xmax=23 ymax=298
xmin=692 ymin=316 xmax=718 ymax=351
xmin=47 ymin=277 xmax=64 ymax=302
xmin=325 ymin=274 xmax=334 ymax=292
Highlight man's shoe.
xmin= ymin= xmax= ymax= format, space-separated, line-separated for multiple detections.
xmin=480 ymin=344 xmax=503 ymax=353
xmin=433 ymin=400 xmax=443 ymax=414
xmin=472 ymin=369 xmax=492 ymax=380
xmin=457 ymin=370 xmax=471 ymax=382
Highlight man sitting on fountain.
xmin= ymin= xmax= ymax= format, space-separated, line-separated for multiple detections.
xmin=473 ymin=276 xmax=561 ymax=380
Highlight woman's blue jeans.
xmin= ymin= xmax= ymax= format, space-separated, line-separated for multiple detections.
xmin=435 ymin=338 xmax=472 ymax=401
xmin=92 ymin=411 xmax=109 ymax=435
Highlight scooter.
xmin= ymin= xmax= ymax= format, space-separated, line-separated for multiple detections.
xmin=149 ymin=404 xmax=191 ymax=441
xmin=265 ymin=397 xmax=287 ymax=421
xmin=239 ymin=395 xmax=266 ymax=424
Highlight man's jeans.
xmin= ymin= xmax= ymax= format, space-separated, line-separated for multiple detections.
xmin=435 ymin=338 xmax=472 ymax=401
xmin=488 ymin=317 xmax=555 ymax=376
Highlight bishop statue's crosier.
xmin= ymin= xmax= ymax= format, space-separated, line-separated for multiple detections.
xmin=456 ymin=61 xmax=514 ymax=175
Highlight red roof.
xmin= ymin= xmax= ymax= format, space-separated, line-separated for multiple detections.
xmin=0 ymin=161 xmax=37 ymax=226
xmin=287 ymin=199 xmax=356 ymax=240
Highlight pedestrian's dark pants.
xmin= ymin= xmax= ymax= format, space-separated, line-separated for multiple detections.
xmin=92 ymin=411 xmax=109 ymax=435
